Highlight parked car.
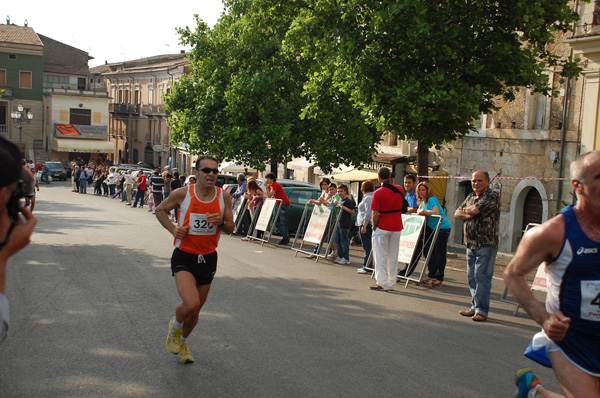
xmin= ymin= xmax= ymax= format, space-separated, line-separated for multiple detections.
xmin=283 ymin=186 xmax=322 ymax=234
xmin=259 ymin=178 xmax=316 ymax=188
xmin=217 ymin=174 xmax=238 ymax=186
xmin=222 ymin=183 xmax=238 ymax=196
xmin=137 ymin=161 xmax=155 ymax=169
xmin=45 ymin=161 xmax=68 ymax=181
xmin=116 ymin=164 xmax=153 ymax=172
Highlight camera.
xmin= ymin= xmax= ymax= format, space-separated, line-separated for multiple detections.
xmin=7 ymin=168 xmax=33 ymax=223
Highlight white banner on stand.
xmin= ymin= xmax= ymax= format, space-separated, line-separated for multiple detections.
xmin=255 ymin=198 xmax=277 ymax=231
xmin=397 ymin=214 xmax=426 ymax=263
xmin=304 ymin=205 xmax=331 ymax=244
xmin=232 ymin=197 xmax=246 ymax=223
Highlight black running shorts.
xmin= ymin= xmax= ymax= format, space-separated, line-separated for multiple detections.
xmin=171 ymin=248 xmax=217 ymax=286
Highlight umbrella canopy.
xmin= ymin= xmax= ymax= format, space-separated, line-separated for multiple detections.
xmin=325 ymin=169 xmax=379 ymax=182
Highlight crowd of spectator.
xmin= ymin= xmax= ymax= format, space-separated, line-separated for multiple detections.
xmin=66 ymin=161 xmax=197 ymax=222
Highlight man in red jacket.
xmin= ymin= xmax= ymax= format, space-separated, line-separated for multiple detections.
xmin=370 ymin=167 xmax=405 ymax=291
xmin=132 ymin=172 xmax=147 ymax=208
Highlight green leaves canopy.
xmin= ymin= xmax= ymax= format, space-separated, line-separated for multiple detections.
xmin=296 ymin=0 xmax=580 ymax=147
xmin=165 ymin=0 xmax=580 ymax=172
xmin=165 ymin=0 xmax=379 ymax=173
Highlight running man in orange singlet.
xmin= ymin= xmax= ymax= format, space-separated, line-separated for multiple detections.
xmin=155 ymin=156 xmax=234 ymax=364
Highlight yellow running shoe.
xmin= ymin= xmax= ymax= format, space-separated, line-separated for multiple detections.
xmin=166 ymin=317 xmax=182 ymax=354
xmin=178 ymin=342 xmax=194 ymax=364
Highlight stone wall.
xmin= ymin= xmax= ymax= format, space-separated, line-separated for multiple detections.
xmin=439 ymin=126 xmax=580 ymax=252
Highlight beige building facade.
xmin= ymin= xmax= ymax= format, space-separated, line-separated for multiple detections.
xmin=566 ymin=1 xmax=600 ymax=154
xmin=95 ymin=53 xmax=190 ymax=170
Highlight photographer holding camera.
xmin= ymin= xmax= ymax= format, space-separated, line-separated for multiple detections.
xmin=0 ymin=137 xmax=37 ymax=345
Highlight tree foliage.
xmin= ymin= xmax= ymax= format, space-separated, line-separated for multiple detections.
xmin=291 ymin=0 xmax=580 ymax=175
xmin=166 ymin=0 xmax=580 ymax=175
xmin=165 ymin=0 xmax=380 ymax=172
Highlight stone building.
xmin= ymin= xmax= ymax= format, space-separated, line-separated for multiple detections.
xmin=1 ymin=20 xmax=111 ymax=164
xmin=0 ymin=21 xmax=43 ymax=159
xmin=436 ymin=3 xmax=599 ymax=253
xmin=40 ymin=34 xmax=111 ymax=164
xmin=95 ymin=53 xmax=191 ymax=171
xmin=566 ymin=1 xmax=600 ymax=155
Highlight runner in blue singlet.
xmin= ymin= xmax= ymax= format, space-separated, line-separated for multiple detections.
xmin=504 ymin=150 xmax=600 ymax=398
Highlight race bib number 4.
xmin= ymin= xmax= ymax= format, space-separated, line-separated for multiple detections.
xmin=581 ymin=280 xmax=600 ymax=321
xmin=189 ymin=213 xmax=217 ymax=236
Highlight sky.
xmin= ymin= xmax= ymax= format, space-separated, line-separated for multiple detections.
xmin=5 ymin=0 xmax=225 ymax=67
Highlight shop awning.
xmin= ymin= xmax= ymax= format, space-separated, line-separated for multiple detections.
xmin=53 ymin=138 xmax=114 ymax=153
xmin=220 ymin=162 xmax=257 ymax=173
xmin=325 ymin=169 xmax=379 ymax=182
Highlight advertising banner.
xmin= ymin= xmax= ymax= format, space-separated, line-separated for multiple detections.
xmin=255 ymin=198 xmax=277 ymax=231
xmin=304 ymin=205 xmax=331 ymax=244
xmin=397 ymin=214 xmax=426 ymax=263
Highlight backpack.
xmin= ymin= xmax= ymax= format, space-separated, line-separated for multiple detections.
xmin=379 ymin=182 xmax=408 ymax=214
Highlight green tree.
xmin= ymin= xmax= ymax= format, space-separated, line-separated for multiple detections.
xmin=165 ymin=0 xmax=380 ymax=173
xmin=293 ymin=0 xmax=581 ymax=177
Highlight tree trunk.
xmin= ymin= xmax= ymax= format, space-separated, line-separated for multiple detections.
xmin=417 ymin=140 xmax=429 ymax=182
xmin=270 ymin=161 xmax=278 ymax=175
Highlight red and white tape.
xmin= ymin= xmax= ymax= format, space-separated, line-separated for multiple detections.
xmin=418 ymin=175 xmax=570 ymax=181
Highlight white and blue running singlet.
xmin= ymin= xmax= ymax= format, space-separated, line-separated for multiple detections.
xmin=528 ymin=205 xmax=600 ymax=376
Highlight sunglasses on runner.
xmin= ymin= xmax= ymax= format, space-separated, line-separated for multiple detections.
xmin=199 ymin=167 xmax=219 ymax=174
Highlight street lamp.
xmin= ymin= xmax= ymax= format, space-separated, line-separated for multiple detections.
xmin=11 ymin=103 xmax=33 ymax=158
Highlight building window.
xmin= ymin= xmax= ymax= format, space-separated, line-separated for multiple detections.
xmin=78 ymin=78 xmax=86 ymax=90
xmin=19 ymin=71 xmax=32 ymax=89
xmin=8 ymin=54 xmax=16 ymax=60
xmin=45 ymin=75 xmax=69 ymax=85
xmin=70 ymin=108 xmax=91 ymax=125
xmin=0 ymin=104 xmax=6 ymax=125
xmin=0 ymin=69 xmax=5 ymax=86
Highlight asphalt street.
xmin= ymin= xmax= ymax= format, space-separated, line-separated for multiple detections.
xmin=0 ymin=181 xmax=560 ymax=397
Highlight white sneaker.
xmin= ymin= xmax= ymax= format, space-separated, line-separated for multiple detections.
xmin=341 ymin=258 xmax=350 ymax=265
xmin=357 ymin=268 xmax=368 ymax=274
xmin=328 ymin=251 xmax=338 ymax=259
xmin=333 ymin=257 xmax=342 ymax=263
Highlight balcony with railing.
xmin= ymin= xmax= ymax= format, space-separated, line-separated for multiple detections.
xmin=0 ymin=124 xmax=8 ymax=139
xmin=109 ymin=104 xmax=140 ymax=114
xmin=141 ymin=104 xmax=169 ymax=116
xmin=0 ymin=86 xmax=13 ymax=98
xmin=43 ymin=84 xmax=108 ymax=98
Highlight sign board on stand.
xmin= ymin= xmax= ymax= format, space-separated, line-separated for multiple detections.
xmin=232 ymin=197 xmax=246 ymax=223
xmin=500 ymin=223 xmax=543 ymax=315
xmin=365 ymin=214 xmax=427 ymax=275
xmin=255 ymin=198 xmax=276 ymax=231
xmin=304 ymin=205 xmax=331 ymax=244
xmin=248 ymin=198 xmax=282 ymax=246
xmin=531 ymin=265 xmax=548 ymax=293
xmin=398 ymin=214 xmax=426 ymax=263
